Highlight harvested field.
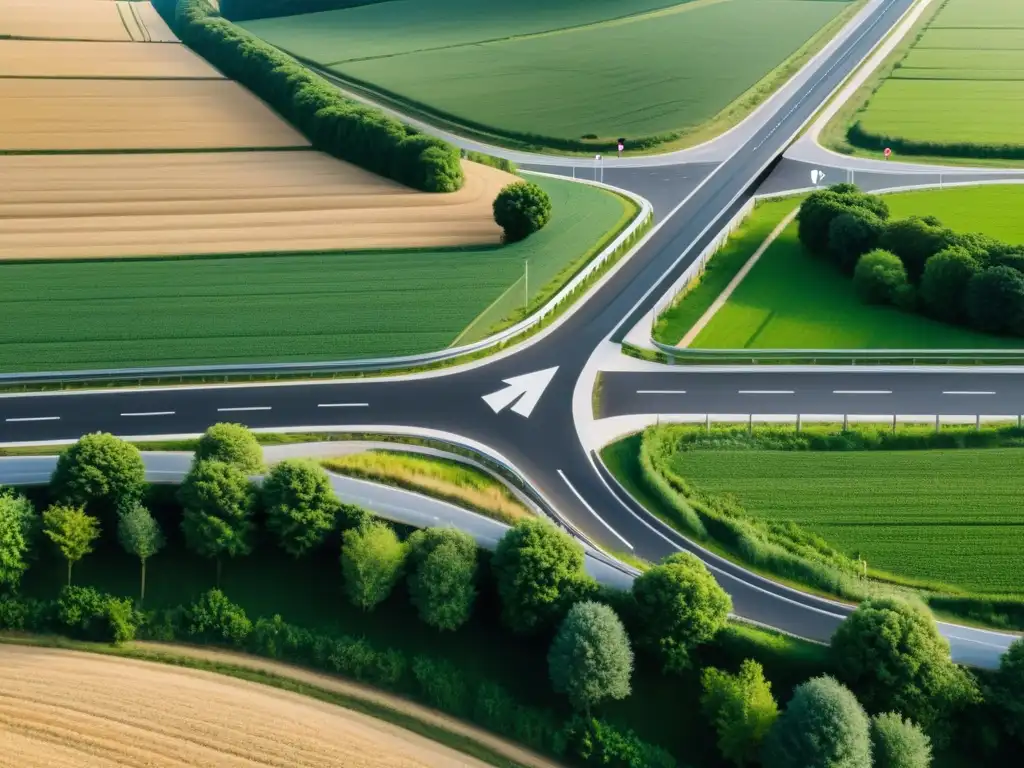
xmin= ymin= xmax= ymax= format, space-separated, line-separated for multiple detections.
xmin=0 ymin=153 xmax=512 ymax=258
xmin=134 ymin=2 xmax=178 ymax=43
xmin=0 ymin=40 xmax=221 ymax=79
xmin=0 ymin=644 xmax=495 ymax=768
xmin=0 ymin=78 xmax=308 ymax=151
xmin=0 ymin=0 xmax=131 ymax=42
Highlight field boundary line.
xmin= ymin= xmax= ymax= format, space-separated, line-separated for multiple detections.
xmin=678 ymin=208 xmax=800 ymax=347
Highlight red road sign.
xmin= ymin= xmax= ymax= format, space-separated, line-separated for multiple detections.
xmin=884 ymin=147 xmax=892 ymax=158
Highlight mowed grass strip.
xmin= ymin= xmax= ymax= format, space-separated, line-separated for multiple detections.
xmin=329 ymin=0 xmax=850 ymax=142
xmin=669 ymin=448 xmax=1024 ymax=594
xmin=0 ymin=175 xmax=624 ymax=371
xmin=692 ymin=185 xmax=1024 ymax=349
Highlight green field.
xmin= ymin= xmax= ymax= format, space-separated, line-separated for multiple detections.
xmin=669 ymin=448 xmax=1024 ymax=594
xmin=692 ymin=185 xmax=1024 ymax=349
xmin=850 ymin=0 xmax=1024 ymax=158
xmin=244 ymin=0 xmax=855 ymax=149
xmin=0 ymin=175 xmax=628 ymax=371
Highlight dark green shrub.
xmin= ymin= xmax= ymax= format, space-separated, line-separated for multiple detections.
xmin=966 ymin=266 xmax=1024 ymax=334
xmin=412 ymin=655 xmax=470 ymax=716
xmin=186 ymin=588 xmax=252 ymax=645
xmin=57 ymin=586 xmax=139 ymax=644
xmin=50 ymin=433 xmax=145 ymax=528
xmin=262 ymin=459 xmax=338 ymax=557
xmin=870 ymin=712 xmax=933 ymax=768
xmin=879 ymin=216 xmax=957 ymax=282
xmin=563 ymin=715 xmax=677 ymax=768
xmin=853 ymin=249 xmax=909 ymax=305
xmin=171 ymin=0 xmax=463 ymax=193
xmin=406 ymin=527 xmax=478 ymax=631
xmin=828 ymin=208 xmax=884 ymax=272
xmin=464 ymin=150 xmax=517 ymax=174
xmin=493 ymin=181 xmax=553 ymax=243
xmin=798 ymin=186 xmax=889 ymax=256
xmin=194 ymin=422 xmax=263 ymax=472
xmin=920 ymin=246 xmax=979 ymax=322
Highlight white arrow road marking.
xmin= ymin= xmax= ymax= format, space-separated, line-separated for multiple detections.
xmin=482 ymin=367 xmax=558 ymax=418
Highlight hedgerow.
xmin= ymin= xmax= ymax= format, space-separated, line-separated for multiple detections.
xmin=168 ymin=0 xmax=463 ymax=193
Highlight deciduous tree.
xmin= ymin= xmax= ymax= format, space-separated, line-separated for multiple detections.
xmin=179 ymin=460 xmax=256 ymax=582
xmin=966 ymin=266 xmax=1024 ymax=334
xmin=406 ymin=527 xmax=478 ymax=631
xmin=341 ymin=520 xmax=406 ymax=611
xmin=701 ymin=659 xmax=780 ymax=766
xmin=761 ymin=675 xmax=871 ymax=768
xmin=870 ymin=712 xmax=932 ymax=768
xmin=262 ymin=459 xmax=338 ymax=557
xmin=50 ymin=432 xmax=145 ymax=527
xmin=0 ymin=488 xmax=36 ymax=592
xmin=854 ymin=249 xmax=910 ymax=306
xmin=117 ymin=503 xmax=165 ymax=604
xmin=631 ymin=551 xmax=731 ymax=672
xmin=491 ymin=519 xmax=590 ymax=634
xmin=194 ymin=422 xmax=263 ymax=473
xmin=42 ymin=504 xmax=100 ymax=586
xmin=548 ymin=601 xmax=633 ymax=713
xmin=493 ymin=181 xmax=552 ymax=243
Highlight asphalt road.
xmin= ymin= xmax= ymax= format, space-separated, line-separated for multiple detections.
xmin=5 ymin=0 xmax=1010 ymax=657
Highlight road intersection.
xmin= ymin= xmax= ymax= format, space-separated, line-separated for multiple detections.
xmin=2 ymin=0 xmax=1019 ymax=661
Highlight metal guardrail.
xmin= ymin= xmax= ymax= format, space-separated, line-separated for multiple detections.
xmin=650 ymin=413 xmax=1024 ymax=431
xmin=0 ymin=178 xmax=651 ymax=388
xmin=650 ymin=340 xmax=1024 ymax=365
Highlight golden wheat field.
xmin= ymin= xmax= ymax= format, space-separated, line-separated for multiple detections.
xmin=0 ymin=40 xmax=221 ymax=78
xmin=0 ymin=0 xmax=132 ymax=41
xmin=0 ymin=645 xmax=493 ymax=768
xmin=0 ymin=154 xmax=512 ymax=258
xmin=0 ymin=78 xmax=309 ymax=151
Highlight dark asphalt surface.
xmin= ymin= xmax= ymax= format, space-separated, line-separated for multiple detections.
xmin=0 ymin=0 xmax=931 ymax=643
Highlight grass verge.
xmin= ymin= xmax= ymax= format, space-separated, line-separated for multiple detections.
xmin=604 ymin=422 xmax=1024 ymax=630
xmin=322 ymin=450 xmax=533 ymax=525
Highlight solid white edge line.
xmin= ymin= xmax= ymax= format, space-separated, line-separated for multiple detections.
xmin=318 ymin=403 xmax=370 ymax=408
xmin=217 ymin=406 xmax=272 ymax=412
xmin=833 ymin=390 xmax=892 ymax=395
xmin=557 ymin=469 xmax=633 ymax=550
xmin=637 ymin=390 xmax=687 ymax=394
xmin=4 ymin=416 xmax=59 ymax=423
xmin=942 ymin=391 xmax=996 ymax=396
xmin=120 ymin=411 xmax=175 ymax=417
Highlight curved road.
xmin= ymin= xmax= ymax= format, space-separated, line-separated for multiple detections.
xmin=0 ymin=0 xmax=1017 ymax=664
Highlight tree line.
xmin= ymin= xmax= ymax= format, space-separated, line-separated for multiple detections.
xmin=800 ymin=183 xmax=1024 ymax=336
xmin=166 ymin=0 xmax=464 ymax=193
xmin=3 ymin=426 xmax=1024 ymax=766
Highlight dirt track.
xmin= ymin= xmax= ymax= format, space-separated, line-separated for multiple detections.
xmin=0 ymin=643 xmax=503 ymax=768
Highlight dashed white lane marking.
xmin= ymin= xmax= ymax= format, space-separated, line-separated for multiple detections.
xmin=217 ymin=406 xmax=272 ymax=412
xmin=833 ymin=390 xmax=892 ymax=395
xmin=637 ymin=390 xmax=687 ymax=394
xmin=738 ymin=390 xmax=795 ymax=395
xmin=557 ymin=469 xmax=633 ymax=550
xmin=5 ymin=416 xmax=60 ymax=423
xmin=942 ymin=391 xmax=996 ymax=396
xmin=120 ymin=411 xmax=175 ymax=417
xmin=318 ymin=403 xmax=370 ymax=408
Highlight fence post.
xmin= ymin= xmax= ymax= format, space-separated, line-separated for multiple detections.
xmin=843 ymin=414 xmax=848 ymax=431
xmin=935 ymin=414 xmax=940 ymax=434
xmin=1018 ymin=414 xmax=1022 ymax=429
xmin=796 ymin=414 xmax=802 ymax=433
xmin=976 ymin=414 xmax=981 ymax=431
xmin=705 ymin=414 xmax=711 ymax=433
xmin=892 ymin=414 xmax=896 ymax=434
xmin=748 ymin=414 xmax=753 ymax=437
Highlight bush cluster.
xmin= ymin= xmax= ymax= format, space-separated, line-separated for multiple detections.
xmin=170 ymin=0 xmax=463 ymax=193
xmin=493 ymin=181 xmax=553 ymax=243
xmin=798 ymin=184 xmax=1024 ymax=336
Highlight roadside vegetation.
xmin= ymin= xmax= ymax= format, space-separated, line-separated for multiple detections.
xmin=831 ymin=0 xmax=1024 ymax=163
xmin=605 ymin=421 xmax=1024 ymax=629
xmin=323 ymin=450 xmax=533 ymax=525
xmin=690 ymin=184 xmax=1024 ymax=349
xmin=9 ymin=425 xmax=1019 ymax=766
xmin=242 ymin=0 xmax=860 ymax=153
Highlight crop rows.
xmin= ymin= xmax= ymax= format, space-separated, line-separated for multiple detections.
xmin=853 ymin=0 xmax=1024 ymax=155
xmin=670 ymin=449 xmax=1024 ymax=593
